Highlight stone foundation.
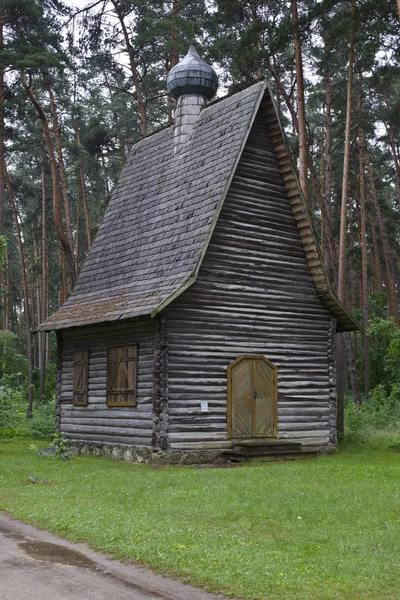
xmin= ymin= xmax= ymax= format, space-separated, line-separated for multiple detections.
xmin=66 ymin=440 xmax=333 ymax=465
xmin=66 ymin=440 xmax=224 ymax=465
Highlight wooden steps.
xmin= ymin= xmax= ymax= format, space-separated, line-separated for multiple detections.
xmin=220 ymin=439 xmax=305 ymax=462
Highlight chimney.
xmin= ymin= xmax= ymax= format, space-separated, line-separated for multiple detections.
xmin=167 ymin=46 xmax=218 ymax=155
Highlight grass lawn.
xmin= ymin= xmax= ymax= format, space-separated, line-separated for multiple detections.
xmin=0 ymin=437 xmax=399 ymax=600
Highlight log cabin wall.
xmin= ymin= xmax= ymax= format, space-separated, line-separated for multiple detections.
xmin=164 ymin=107 xmax=336 ymax=450
xmin=58 ymin=319 xmax=157 ymax=445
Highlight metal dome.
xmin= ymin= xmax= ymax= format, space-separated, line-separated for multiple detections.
xmin=167 ymin=45 xmax=218 ymax=101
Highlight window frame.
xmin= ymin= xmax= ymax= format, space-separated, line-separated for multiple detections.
xmin=106 ymin=345 xmax=137 ymax=407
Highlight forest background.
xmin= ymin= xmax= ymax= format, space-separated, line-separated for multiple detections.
xmin=0 ymin=0 xmax=399 ymax=440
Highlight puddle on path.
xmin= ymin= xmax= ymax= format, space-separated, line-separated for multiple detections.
xmin=0 ymin=525 xmax=24 ymax=541
xmin=18 ymin=541 xmax=96 ymax=569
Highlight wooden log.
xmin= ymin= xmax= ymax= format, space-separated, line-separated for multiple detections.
xmin=64 ymin=432 xmax=152 ymax=445
xmin=61 ymin=424 xmax=152 ymax=436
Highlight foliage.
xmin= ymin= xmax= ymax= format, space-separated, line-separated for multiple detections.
xmin=0 ymin=384 xmax=27 ymax=437
xmin=0 ymin=236 xmax=7 ymax=269
xmin=0 ymin=330 xmax=28 ymax=381
xmin=29 ymin=396 xmax=56 ymax=438
xmin=0 ymin=382 xmax=55 ymax=439
xmin=0 ymin=438 xmax=399 ymax=600
xmin=353 ymin=318 xmax=400 ymax=421
xmin=344 ymin=388 xmax=400 ymax=445
xmin=366 ymin=317 xmax=400 ymax=388
xmin=387 ymin=435 xmax=400 ymax=452
xmin=51 ymin=430 xmax=69 ymax=458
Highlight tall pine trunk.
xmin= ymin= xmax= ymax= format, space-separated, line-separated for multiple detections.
xmin=366 ymin=154 xmax=399 ymax=323
xmin=0 ymin=13 xmax=4 ymax=236
xmin=323 ymin=34 xmax=334 ymax=278
xmin=75 ymin=124 xmax=92 ymax=250
xmin=39 ymin=169 xmax=48 ymax=403
xmin=337 ymin=0 xmax=356 ymax=437
xmin=45 ymin=76 xmax=77 ymax=278
xmin=370 ymin=217 xmax=384 ymax=293
xmin=338 ymin=0 xmax=355 ymax=302
xmin=0 ymin=14 xmax=5 ymax=334
xmin=112 ymin=1 xmax=147 ymax=137
xmin=384 ymin=118 xmax=400 ymax=206
xmin=5 ymin=168 xmax=33 ymax=418
xmin=291 ymin=0 xmax=308 ymax=201
xmin=20 ymin=71 xmax=76 ymax=289
xmin=358 ymin=111 xmax=370 ymax=396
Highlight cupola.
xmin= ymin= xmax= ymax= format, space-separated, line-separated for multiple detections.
xmin=167 ymin=46 xmax=218 ymax=155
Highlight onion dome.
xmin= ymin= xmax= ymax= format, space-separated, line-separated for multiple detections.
xmin=167 ymin=45 xmax=218 ymax=101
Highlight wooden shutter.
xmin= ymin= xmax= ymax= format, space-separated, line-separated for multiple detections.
xmin=73 ymin=350 xmax=89 ymax=406
xmin=106 ymin=346 xmax=137 ymax=407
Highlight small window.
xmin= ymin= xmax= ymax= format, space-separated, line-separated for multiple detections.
xmin=73 ymin=350 xmax=89 ymax=406
xmin=106 ymin=346 xmax=137 ymax=407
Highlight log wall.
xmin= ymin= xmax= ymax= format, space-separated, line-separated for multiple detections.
xmin=58 ymin=319 xmax=157 ymax=445
xmin=164 ymin=105 xmax=337 ymax=449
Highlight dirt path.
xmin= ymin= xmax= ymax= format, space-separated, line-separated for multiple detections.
xmin=0 ymin=514 xmax=226 ymax=600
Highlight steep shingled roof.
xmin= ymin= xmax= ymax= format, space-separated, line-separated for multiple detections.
xmin=39 ymin=82 xmax=358 ymax=332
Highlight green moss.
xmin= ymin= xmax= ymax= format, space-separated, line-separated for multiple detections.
xmin=0 ymin=438 xmax=399 ymax=599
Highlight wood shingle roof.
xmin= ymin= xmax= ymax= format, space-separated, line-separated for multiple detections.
xmin=40 ymin=82 xmax=358 ymax=332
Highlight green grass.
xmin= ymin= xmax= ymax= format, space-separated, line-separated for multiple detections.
xmin=0 ymin=437 xmax=399 ymax=600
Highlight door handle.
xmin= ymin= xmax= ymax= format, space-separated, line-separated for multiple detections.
xmin=253 ymin=389 xmax=257 ymax=400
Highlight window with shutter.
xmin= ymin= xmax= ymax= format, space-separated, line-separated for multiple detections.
xmin=73 ymin=350 xmax=89 ymax=406
xmin=106 ymin=346 xmax=137 ymax=407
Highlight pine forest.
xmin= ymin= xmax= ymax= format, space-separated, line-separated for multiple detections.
xmin=0 ymin=0 xmax=399 ymax=436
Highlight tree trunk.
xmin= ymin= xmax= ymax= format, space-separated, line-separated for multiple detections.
xmin=336 ymin=0 xmax=355 ymax=428
xmin=20 ymin=71 xmax=76 ymax=289
xmin=39 ymin=169 xmax=48 ymax=403
xmin=336 ymin=334 xmax=346 ymax=439
xmin=2 ymin=250 xmax=9 ymax=330
xmin=344 ymin=332 xmax=360 ymax=404
xmin=44 ymin=76 xmax=77 ymax=278
xmin=103 ymin=73 xmax=127 ymax=164
xmin=5 ymin=167 xmax=34 ymax=418
xmin=358 ymin=118 xmax=370 ymax=396
xmin=338 ymin=0 xmax=356 ymax=303
xmin=75 ymin=124 xmax=92 ymax=250
xmin=365 ymin=148 xmax=399 ymax=323
xmin=60 ymin=250 xmax=68 ymax=308
xmin=323 ymin=36 xmax=333 ymax=277
xmin=291 ymin=0 xmax=308 ymax=201
xmin=0 ymin=14 xmax=4 ymax=236
xmin=31 ymin=280 xmax=38 ymax=369
xmin=75 ymin=190 xmax=80 ymax=269
xmin=268 ymin=60 xmax=298 ymax=129
xmin=0 ymin=14 xmax=5 ymax=335
xmin=385 ymin=119 xmax=400 ymax=206
xmin=166 ymin=0 xmax=180 ymax=121
xmin=170 ymin=0 xmax=180 ymax=70
xmin=112 ymin=1 xmax=147 ymax=137
xmin=370 ymin=216 xmax=383 ymax=293
xmin=269 ymin=60 xmax=336 ymax=276
xmin=100 ymin=154 xmax=111 ymax=226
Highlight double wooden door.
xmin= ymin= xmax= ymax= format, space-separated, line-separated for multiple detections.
xmin=227 ymin=355 xmax=277 ymax=439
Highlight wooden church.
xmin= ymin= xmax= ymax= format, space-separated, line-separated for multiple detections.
xmin=40 ymin=47 xmax=358 ymax=462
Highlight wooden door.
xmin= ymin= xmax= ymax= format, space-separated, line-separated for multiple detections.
xmin=227 ymin=355 xmax=277 ymax=439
